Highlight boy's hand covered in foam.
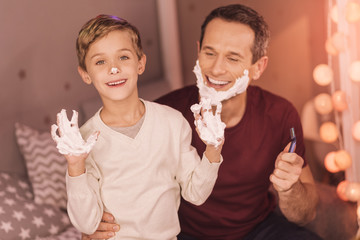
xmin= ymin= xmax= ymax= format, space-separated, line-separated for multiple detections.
xmin=191 ymin=98 xmax=225 ymax=147
xmin=51 ymin=109 xmax=98 ymax=156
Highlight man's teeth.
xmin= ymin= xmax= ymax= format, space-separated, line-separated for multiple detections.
xmin=208 ymin=78 xmax=229 ymax=85
xmin=107 ymin=80 xmax=125 ymax=86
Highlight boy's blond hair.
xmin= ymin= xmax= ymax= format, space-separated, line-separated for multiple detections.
xmin=76 ymin=14 xmax=144 ymax=70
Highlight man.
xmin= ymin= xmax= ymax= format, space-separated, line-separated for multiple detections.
xmin=83 ymin=4 xmax=321 ymax=240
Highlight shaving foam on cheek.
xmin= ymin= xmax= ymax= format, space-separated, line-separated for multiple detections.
xmin=51 ymin=109 xmax=98 ymax=156
xmin=190 ymin=60 xmax=249 ymax=147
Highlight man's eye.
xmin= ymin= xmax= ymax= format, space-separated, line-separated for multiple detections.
xmin=96 ymin=60 xmax=105 ymax=65
xmin=205 ymin=52 xmax=215 ymax=56
xmin=228 ymin=57 xmax=239 ymax=62
xmin=120 ymin=56 xmax=129 ymax=60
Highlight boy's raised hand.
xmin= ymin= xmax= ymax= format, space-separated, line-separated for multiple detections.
xmin=51 ymin=109 xmax=99 ymax=176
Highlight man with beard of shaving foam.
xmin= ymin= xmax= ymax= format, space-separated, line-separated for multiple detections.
xmin=83 ymin=4 xmax=322 ymax=240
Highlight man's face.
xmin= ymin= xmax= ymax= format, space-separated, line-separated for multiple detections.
xmin=198 ymin=18 xmax=256 ymax=92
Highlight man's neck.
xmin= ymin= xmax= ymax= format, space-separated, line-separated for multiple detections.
xmin=220 ymin=92 xmax=247 ymax=128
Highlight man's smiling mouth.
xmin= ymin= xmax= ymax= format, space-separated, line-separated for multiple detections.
xmin=207 ymin=76 xmax=230 ymax=86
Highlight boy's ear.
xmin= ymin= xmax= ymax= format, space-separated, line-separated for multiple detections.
xmin=251 ymin=56 xmax=268 ymax=81
xmin=78 ymin=66 xmax=92 ymax=84
xmin=138 ymin=54 xmax=147 ymax=75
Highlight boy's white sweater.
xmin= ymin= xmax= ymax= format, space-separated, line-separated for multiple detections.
xmin=66 ymin=100 xmax=222 ymax=240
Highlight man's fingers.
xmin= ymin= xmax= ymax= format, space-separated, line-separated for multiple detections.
xmin=101 ymin=211 xmax=115 ymax=223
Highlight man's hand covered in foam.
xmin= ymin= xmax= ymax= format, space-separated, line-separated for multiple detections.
xmin=51 ymin=109 xmax=98 ymax=156
xmin=191 ymin=98 xmax=225 ymax=147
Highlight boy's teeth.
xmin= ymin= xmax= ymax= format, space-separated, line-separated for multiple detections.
xmin=108 ymin=80 xmax=125 ymax=86
xmin=208 ymin=78 xmax=228 ymax=85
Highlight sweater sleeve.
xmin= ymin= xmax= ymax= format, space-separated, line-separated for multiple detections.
xmin=176 ymin=117 xmax=222 ymax=205
xmin=65 ymin=155 xmax=104 ymax=235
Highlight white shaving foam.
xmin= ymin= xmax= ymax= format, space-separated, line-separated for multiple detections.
xmin=110 ymin=67 xmax=119 ymax=74
xmin=51 ymin=109 xmax=98 ymax=156
xmin=190 ymin=60 xmax=250 ymax=147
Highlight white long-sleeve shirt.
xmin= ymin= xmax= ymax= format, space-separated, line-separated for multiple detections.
xmin=66 ymin=100 xmax=222 ymax=240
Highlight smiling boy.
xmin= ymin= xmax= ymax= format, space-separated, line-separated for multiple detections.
xmin=56 ymin=15 xmax=223 ymax=240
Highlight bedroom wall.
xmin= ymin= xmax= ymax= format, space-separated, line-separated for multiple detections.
xmin=1 ymin=0 xmax=328 ymax=176
xmin=0 ymin=0 xmax=167 ymax=175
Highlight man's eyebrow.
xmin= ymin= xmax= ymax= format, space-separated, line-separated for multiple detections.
xmin=227 ymin=51 xmax=244 ymax=59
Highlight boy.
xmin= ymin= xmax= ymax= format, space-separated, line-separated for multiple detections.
xmin=51 ymin=15 xmax=223 ymax=239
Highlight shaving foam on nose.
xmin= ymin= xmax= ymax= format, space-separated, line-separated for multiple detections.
xmin=110 ymin=67 xmax=119 ymax=74
xmin=51 ymin=109 xmax=98 ymax=156
xmin=190 ymin=60 xmax=249 ymax=147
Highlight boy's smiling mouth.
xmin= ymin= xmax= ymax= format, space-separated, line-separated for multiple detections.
xmin=107 ymin=79 xmax=126 ymax=86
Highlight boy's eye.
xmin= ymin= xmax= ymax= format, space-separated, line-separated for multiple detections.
xmin=120 ymin=56 xmax=129 ymax=60
xmin=96 ymin=60 xmax=105 ymax=65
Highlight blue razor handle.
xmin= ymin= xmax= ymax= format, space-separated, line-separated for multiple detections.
xmin=289 ymin=127 xmax=296 ymax=153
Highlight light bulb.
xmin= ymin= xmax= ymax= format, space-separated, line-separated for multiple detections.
xmin=330 ymin=5 xmax=339 ymax=23
xmin=332 ymin=90 xmax=348 ymax=112
xmin=325 ymin=38 xmax=339 ymax=56
xmin=319 ymin=121 xmax=338 ymax=143
xmin=314 ymin=93 xmax=333 ymax=115
xmin=349 ymin=61 xmax=360 ymax=82
xmin=313 ymin=64 xmax=333 ymax=86
xmin=337 ymin=180 xmax=349 ymax=201
xmin=346 ymin=2 xmax=360 ymax=23
xmin=345 ymin=182 xmax=360 ymax=202
xmin=334 ymin=150 xmax=352 ymax=170
xmin=331 ymin=32 xmax=346 ymax=52
xmin=324 ymin=151 xmax=340 ymax=173
xmin=352 ymin=121 xmax=360 ymax=141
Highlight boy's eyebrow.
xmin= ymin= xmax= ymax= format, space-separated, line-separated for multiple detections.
xmin=202 ymin=46 xmax=244 ymax=59
xmin=89 ymin=48 xmax=133 ymax=60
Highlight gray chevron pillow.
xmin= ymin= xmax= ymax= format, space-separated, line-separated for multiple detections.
xmin=15 ymin=123 xmax=67 ymax=209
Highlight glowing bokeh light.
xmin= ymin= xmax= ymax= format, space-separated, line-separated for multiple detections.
xmin=352 ymin=121 xmax=360 ymax=141
xmin=324 ymin=151 xmax=340 ymax=173
xmin=337 ymin=180 xmax=349 ymax=201
xmin=334 ymin=150 xmax=352 ymax=170
xmin=331 ymin=32 xmax=346 ymax=52
xmin=349 ymin=61 xmax=360 ymax=82
xmin=314 ymin=93 xmax=333 ymax=115
xmin=325 ymin=38 xmax=339 ymax=56
xmin=346 ymin=2 xmax=360 ymax=23
xmin=319 ymin=122 xmax=338 ymax=143
xmin=332 ymin=90 xmax=348 ymax=112
xmin=330 ymin=5 xmax=339 ymax=23
xmin=345 ymin=182 xmax=360 ymax=202
xmin=313 ymin=64 xmax=334 ymax=86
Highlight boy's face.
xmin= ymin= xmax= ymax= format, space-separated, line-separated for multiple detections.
xmin=78 ymin=30 xmax=146 ymax=103
xmin=198 ymin=18 xmax=264 ymax=92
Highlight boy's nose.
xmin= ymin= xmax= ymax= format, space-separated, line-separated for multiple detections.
xmin=110 ymin=67 xmax=119 ymax=74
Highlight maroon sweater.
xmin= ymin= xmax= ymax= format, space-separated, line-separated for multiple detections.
xmin=155 ymin=85 xmax=306 ymax=240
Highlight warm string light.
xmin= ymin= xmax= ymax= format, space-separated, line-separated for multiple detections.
xmin=318 ymin=0 xmax=360 ymax=237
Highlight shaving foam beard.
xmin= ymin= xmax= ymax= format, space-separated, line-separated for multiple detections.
xmin=193 ymin=60 xmax=250 ymax=105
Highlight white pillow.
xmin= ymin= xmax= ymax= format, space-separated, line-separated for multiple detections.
xmin=14 ymin=123 xmax=67 ymax=209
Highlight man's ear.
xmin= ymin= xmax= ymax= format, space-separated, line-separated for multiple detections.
xmin=196 ymin=41 xmax=201 ymax=57
xmin=78 ymin=66 xmax=92 ymax=84
xmin=252 ymin=56 xmax=268 ymax=80
xmin=138 ymin=54 xmax=147 ymax=75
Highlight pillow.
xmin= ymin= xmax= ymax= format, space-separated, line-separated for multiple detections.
xmin=0 ymin=185 xmax=71 ymax=239
xmin=14 ymin=123 xmax=67 ymax=209
xmin=0 ymin=172 xmax=33 ymax=200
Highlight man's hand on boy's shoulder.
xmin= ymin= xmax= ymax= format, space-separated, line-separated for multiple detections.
xmin=82 ymin=212 xmax=119 ymax=240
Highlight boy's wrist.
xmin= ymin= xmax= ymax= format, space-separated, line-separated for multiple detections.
xmin=68 ymin=161 xmax=86 ymax=177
